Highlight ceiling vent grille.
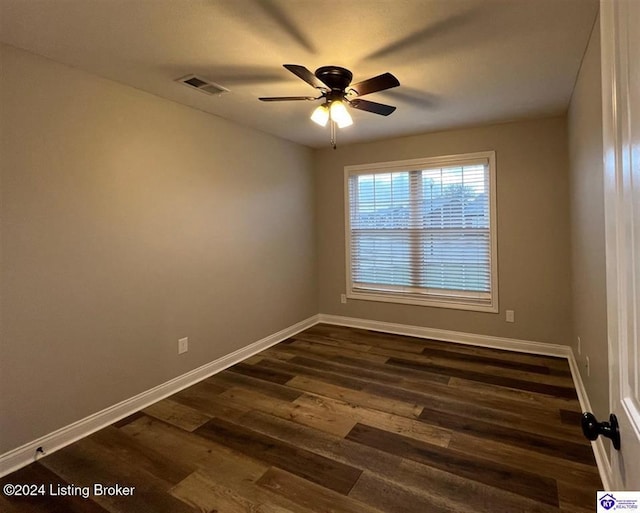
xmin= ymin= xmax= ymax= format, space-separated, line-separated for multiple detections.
xmin=177 ymin=74 xmax=229 ymax=96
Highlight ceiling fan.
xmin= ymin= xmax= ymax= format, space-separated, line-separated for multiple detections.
xmin=259 ymin=64 xmax=400 ymax=148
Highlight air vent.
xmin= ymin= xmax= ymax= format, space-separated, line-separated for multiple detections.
xmin=177 ymin=74 xmax=229 ymax=96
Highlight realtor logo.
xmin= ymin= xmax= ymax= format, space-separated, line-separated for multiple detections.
xmin=600 ymin=494 xmax=616 ymax=510
xmin=597 ymin=491 xmax=640 ymax=512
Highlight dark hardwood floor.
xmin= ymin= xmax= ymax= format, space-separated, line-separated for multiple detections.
xmin=1 ymin=324 xmax=602 ymax=512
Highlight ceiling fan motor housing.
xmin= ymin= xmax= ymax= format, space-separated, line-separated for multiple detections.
xmin=315 ymin=66 xmax=353 ymax=92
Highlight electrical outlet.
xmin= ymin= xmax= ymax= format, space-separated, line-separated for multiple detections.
xmin=178 ymin=337 xmax=189 ymax=355
xmin=585 ymin=355 xmax=590 ymax=377
xmin=505 ymin=310 xmax=515 ymax=323
xmin=340 ymin=294 xmax=347 ymax=304
xmin=577 ymin=336 xmax=581 ymax=355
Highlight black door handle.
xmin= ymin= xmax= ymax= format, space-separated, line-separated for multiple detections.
xmin=581 ymin=412 xmax=621 ymax=450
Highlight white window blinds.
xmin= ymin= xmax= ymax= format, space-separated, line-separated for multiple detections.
xmin=345 ymin=152 xmax=497 ymax=312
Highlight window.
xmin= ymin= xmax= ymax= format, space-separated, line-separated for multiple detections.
xmin=345 ymin=151 xmax=498 ymax=312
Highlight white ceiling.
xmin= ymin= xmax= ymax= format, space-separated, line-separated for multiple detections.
xmin=0 ymin=0 xmax=598 ymax=148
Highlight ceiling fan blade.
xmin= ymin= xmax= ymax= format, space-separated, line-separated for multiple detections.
xmin=349 ymin=99 xmax=397 ymax=116
xmin=259 ymin=96 xmax=318 ymax=101
xmin=350 ymin=72 xmax=400 ymax=97
xmin=283 ymin=64 xmax=328 ymax=89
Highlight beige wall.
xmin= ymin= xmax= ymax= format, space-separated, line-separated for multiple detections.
xmin=315 ymin=117 xmax=572 ymax=345
xmin=0 ymin=45 xmax=317 ymax=453
xmin=1 ymin=35 xmax=604 ymax=457
xmin=568 ymin=19 xmax=609 ymax=420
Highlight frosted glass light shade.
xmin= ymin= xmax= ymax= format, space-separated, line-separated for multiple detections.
xmin=310 ymin=104 xmax=329 ymax=126
xmin=330 ymin=101 xmax=353 ymax=128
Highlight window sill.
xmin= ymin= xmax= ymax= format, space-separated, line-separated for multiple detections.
xmin=346 ymin=290 xmax=499 ymax=313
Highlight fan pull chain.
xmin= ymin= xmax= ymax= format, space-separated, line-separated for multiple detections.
xmin=330 ymin=120 xmax=337 ymax=149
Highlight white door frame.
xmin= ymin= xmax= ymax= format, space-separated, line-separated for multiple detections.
xmin=600 ymin=0 xmax=640 ymax=491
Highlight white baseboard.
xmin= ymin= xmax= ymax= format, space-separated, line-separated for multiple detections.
xmin=567 ymin=350 xmax=613 ymax=490
xmin=317 ymin=314 xmax=612 ymax=489
xmin=0 ymin=314 xmax=319 ymax=478
xmin=317 ymin=314 xmax=571 ymax=357
xmin=2 ymin=312 xmax=611 ymax=491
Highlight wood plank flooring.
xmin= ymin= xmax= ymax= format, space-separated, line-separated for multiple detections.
xmin=1 ymin=324 xmax=602 ymax=512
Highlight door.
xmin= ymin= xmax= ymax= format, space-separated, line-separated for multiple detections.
xmin=600 ymin=0 xmax=640 ymax=490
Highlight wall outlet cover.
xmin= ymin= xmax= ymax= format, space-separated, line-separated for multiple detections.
xmin=178 ymin=337 xmax=189 ymax=355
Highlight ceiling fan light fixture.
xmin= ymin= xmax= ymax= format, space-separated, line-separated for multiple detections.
xmin=330 ymin=100 xmax=353 ymax=128
xmin=260 ymin=64 xmax=399 ymax=147
xmin=310 ymin=104 xmax=329 ymax=127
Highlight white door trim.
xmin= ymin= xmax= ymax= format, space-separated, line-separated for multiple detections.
xmin=600 ymin=0 xmax=640 ymax=490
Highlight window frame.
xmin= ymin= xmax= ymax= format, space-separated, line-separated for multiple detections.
xmin=344 ymin=151 xmax=498 ymax=313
